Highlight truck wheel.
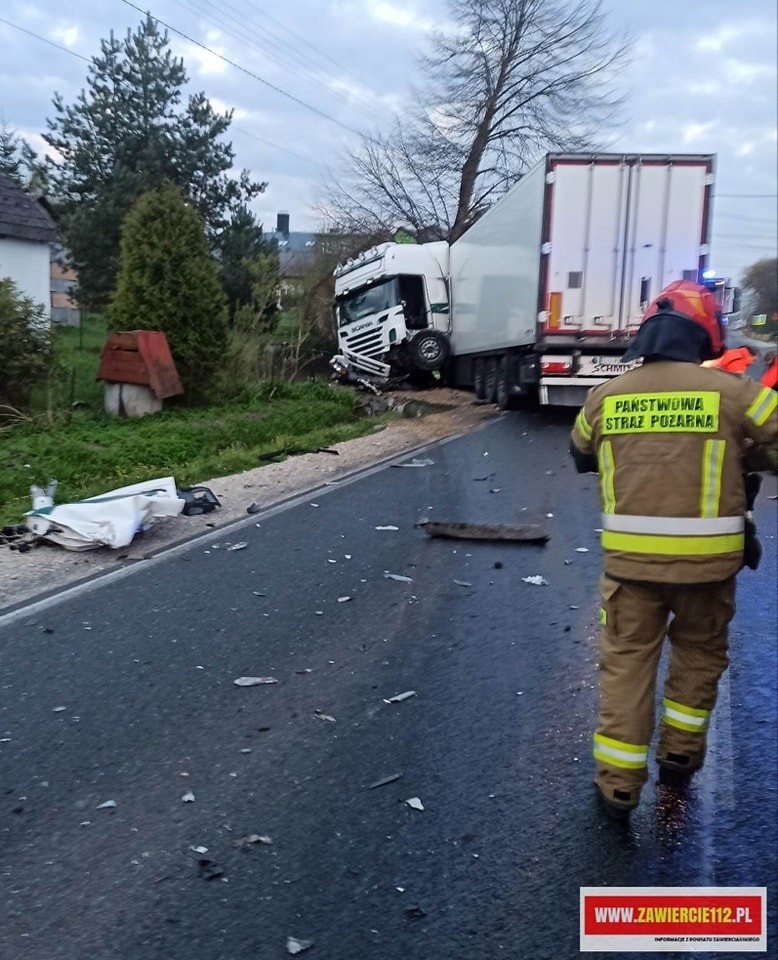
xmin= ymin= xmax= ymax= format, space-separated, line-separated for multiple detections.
xmin=473 ymin=358 xmax=486 ymax=399
xmin=485 ymin=356 xmax=499 ymax=403
xmin=409 ymin=330 xmax=451 ymax=372
xmin=496 ymin=357 xmax=516 ymax=410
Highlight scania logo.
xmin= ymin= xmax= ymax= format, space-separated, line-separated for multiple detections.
xmin=352 ymin=320 xmax=374 ymax=332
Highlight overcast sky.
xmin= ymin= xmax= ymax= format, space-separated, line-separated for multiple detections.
xmin=1 ymin=0 xmax=776 ymax=282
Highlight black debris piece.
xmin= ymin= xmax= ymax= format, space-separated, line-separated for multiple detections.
xmin=405 ymin=906 xmax=427 ymax=921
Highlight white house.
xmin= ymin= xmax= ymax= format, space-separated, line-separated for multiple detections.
xmin=0 ymin=172 xmax=58 ymax=318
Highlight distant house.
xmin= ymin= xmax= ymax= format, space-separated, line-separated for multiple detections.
xmin=0 ymin=172 xmax=58 ymax=318
xmin=267 ymin=211 xmax=318 ymax=303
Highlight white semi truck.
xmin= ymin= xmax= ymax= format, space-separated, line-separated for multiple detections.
xmin=332 ymin=152 xmax=719 ymax=406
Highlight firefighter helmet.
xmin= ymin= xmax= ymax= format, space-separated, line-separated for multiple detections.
xmin=642 ymin=280 xmax=725 ymax=359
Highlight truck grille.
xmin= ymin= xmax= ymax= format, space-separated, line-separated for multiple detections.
xmin=345 ymin=328 xmax=384 ymax=357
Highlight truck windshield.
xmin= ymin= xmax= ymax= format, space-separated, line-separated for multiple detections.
xmin=338 ymin=278 xmax=399 ymax=328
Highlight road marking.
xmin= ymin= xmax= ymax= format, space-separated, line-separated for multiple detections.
xmin=0 ymin=432 xmax=468 ymax=629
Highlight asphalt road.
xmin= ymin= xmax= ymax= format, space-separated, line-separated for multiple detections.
xmin=1 ymin=409 xmax=776 ymax=960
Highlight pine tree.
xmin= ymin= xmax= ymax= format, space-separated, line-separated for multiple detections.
xmin=217 ymin=205 xmax=273 ymax=320
xmin=0 ymin=122 xmax=40 ymax=187
xmin=43 ymin=16 xmax=266 ymax=309
xmin=109 ymin=183 xmax=228 ymax=403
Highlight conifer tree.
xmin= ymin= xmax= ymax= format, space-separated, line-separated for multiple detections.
xmin=44 ymin=16 xmax=265 ymax=309
xmin=109 ymin=183 xmax=228 ymax=403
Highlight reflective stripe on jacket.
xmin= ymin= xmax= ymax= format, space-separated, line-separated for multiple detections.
xmin=571 ymin=361 xmax=778 ymax=583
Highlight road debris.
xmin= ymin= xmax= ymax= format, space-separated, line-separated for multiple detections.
xmin=453 ymin=579 xmax=472 ymax=587
xmin=575 ymin=547 xmax=590 ymax=553
xmin=473 ymin=474 xmax=495 ymax=481
xmin=52 ymin=706 xmax=67 ymax=713
xmin=234 ymin=676 xmax=278 ymax=686
xmin=418 ymin=521 xmax=548 ymax=543
xmin=546 ymin=512 xmax=554 ymax=518
xmin=314 ymin=712 xmax=336 ymax=722
xmin=521 ymin=575 xmax=548 ymax=586
xmin=236 ymin=834 xmax=273 ymax=847
xmin=286 ymin=937 xmax=315 ymax=955
xmin=383 ymin=691 xmax=416 ymax=704
xmin=375 ymin=525 xmax=399 ymax=531
xmin=182 ymin=791 xmax=196 ymax=803
xmin=489 ymin=488 xmax=501 ymax=494
xmin=337 ymin=596 xmax=352 ymax=603
xmin=197 ymin=857 xmax=224 ymax=880
xmin=405 ymin=797 xmax=424 ymax=811
xmin=392 ymin=458 xmax=435 ymax=468
xmin=227 ymin=542 xmax=248 ymax=552
xmin=190 ymin=845 xmax=208 ymax=855
xmin=405 ymin=906 xmax=427 ymax=920
xmin=369 ymin=773 xmax=402 ymax=789
xmin=295 ymin=668 xmax=313 ymax=675
xmin=384 ymin=573 xmax=413 ymax=583
xmin=494 ymin=561 xmax=503 ymax=569
xmin=96 ymin=800 xmax=117 ymax=809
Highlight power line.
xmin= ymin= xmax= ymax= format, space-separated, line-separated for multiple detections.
xmin=171 ymin=0 xmax=395 ymax=128
xmin=233 ymin=125 xmax=323 ymax=168
xmin=120 ymin=0 xmax=368 ymax=139
xmin=0 ymin=15 xmax=91 ymax=62
xmin=715 ymin=193 xmax=778 ymax=198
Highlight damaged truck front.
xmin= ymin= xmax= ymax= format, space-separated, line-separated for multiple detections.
xmin=331 ymin=241 xmax=451 ymax=387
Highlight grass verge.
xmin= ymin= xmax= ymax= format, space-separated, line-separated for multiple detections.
xmin=1 ymin=382 xmax=385 ymax=525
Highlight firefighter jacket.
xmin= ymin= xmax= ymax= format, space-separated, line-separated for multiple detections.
xmin=571 ymin=360 xmax=778 ymax=584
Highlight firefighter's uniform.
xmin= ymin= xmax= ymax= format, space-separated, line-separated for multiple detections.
xmin=571 ymin=361 xmax=778 ymax=808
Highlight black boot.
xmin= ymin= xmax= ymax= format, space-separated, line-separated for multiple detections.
xmin=658 ymin=753 xmax=695 ymax=790
xmin=594 ymin=782 xmax=638 ymax=820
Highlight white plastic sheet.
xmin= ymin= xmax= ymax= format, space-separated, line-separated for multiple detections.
xmin=25 ymin=477 xmax=185 ymax=551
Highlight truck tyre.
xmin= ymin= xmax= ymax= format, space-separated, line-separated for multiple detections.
xmin=473 ymin=358 xmax=486 ymax=399
xmin=409 ymin=330 xmax=451 ymax=372
xmin=496 ymin=357 xmax=516 ymax=410
xmin=485 ymin=356 xmax=499 ymax=403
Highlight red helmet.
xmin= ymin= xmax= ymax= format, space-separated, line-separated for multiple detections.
xmin=642 ymin=280 xmax=725 ymax=359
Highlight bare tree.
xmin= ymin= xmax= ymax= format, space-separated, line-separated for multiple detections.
xmin=323 ymin=0 xmax=628 ymax=240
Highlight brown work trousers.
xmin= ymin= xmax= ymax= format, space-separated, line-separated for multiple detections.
xmin=595 ymin=573 xmax=736 ymax=804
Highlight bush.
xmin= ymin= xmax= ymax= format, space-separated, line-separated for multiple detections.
xmin=0 ymin=278 xmax=55 ymax=417
xmin=109 ymin=183 xmax=228 ymax=403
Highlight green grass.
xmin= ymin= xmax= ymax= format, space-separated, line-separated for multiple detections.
xmin=29 ymin=313 xmax=108 ymax=415
xmin=0 ymin=382 xmax=383 ymax=525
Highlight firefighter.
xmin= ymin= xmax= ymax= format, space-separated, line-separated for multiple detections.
xmin=762 ymin=351 xmax=778 ymax=391
xmin=570 ymin=280 xmax=778 ymax=819
xmin=702 ymin=344 xmax=757 ymax=374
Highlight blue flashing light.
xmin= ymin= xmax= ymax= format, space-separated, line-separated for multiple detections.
xmin=702 ymin=268 xmax=716 ymax=279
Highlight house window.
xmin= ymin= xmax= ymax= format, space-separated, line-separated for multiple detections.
xmin=639 ymin=277 xmax=651 ymax=308
xmin=568 ymin=271 xmax=583 ymax=289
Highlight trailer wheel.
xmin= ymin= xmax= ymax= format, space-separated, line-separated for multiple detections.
xmin=473 ymin=358 xmax=486 ymax=399
xmin=485 ymin=356 xmax=499 ymax=403
xmin=409 ymin=330 xmax=451 ymax=371
xmin=496 ymin=357 xmax=517 ymax=410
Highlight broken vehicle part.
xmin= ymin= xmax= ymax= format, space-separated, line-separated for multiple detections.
xmin=234 ymin=677 xmax=278 ymax=686
xmin=418 ymin=521 xmax=548 ymax=543
xmin=383 ymin=691 xmax=416 ymax=704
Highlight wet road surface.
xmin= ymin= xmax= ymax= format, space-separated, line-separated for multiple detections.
xmin=1 ymin=409 xmax=776 ymax=959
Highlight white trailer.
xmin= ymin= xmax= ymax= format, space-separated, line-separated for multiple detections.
xmin=450 ymin=152 xmax=715 ymax=406
xmin=331 ymin=152 xmax=715 ymax=406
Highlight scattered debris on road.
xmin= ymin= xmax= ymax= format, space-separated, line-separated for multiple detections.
xmin=575 ymin=547 xmax=590 ymax=553
xmin=236 ymin=834 xmax=273 ymax=847
xmin=286 ymin=936 xmax=315 ymax=955
xmin=383 ymin=691 xmax=416 ymax=704
xmin=181 ymin=791 xmax=195 ymax=803
xmin=337 ymin=596 xmax=352 ymax=603
xmin=314 ymin=711 xmax=337 ymax=722
xmin=418 ymin=521 xmax=548 ymax=543
xmin=375 ymin=525 xmax=399 ymax=531
xmin=369 ymin=773 xmax=402 ymax=789
xmin=197 ymin=857 xmax=224 ymax=880
xmin=234 ymin=676 xmax=278 ymax=686
xmin=453 ymin=579 xmax=472 ymax=587
xmin=52 ymin=706 xmax=67 ymax=713
xmin=405 ymin=797 xmax=424 ymax=811
xmin=226 ymin=542 xmax=248 ymax=552
xmin=391 ymin=458 xmax=435 ymax=468
xmin=384 ymin=573 xmax=413 ymax=583
xmin=521 ymin=575 xmax=548 ymax=586
xmin=96 ymin=800 xmax=117 ymax=810
xmin=405 ymin=906 xmax=427 ymax=920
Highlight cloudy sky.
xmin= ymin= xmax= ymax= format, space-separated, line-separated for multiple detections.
xmin=1 ymin=0 xmax=776 ymax=282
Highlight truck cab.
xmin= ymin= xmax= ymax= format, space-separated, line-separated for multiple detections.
xmin=332 ymin=242 xmax=450 ymax=383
